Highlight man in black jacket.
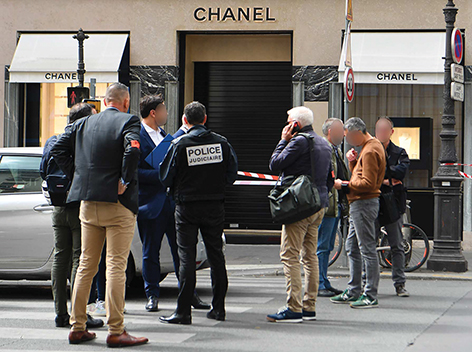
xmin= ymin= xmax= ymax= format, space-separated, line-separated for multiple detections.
xmin=375 ymin=116 xmax=411 ymax=297
xmin=51 ymin=83 xmax=148 ymax=348
xmin=159 ymin=101 xmax=238 ymax=325
xmin=267 ymin=106 xmax=333 ymax=323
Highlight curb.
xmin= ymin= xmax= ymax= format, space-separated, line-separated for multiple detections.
xmin=224 ymin=265 xmax=472 ymax=281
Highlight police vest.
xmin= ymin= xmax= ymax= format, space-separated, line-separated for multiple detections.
xmin=172 ymin=129 xmax=231 ymax=203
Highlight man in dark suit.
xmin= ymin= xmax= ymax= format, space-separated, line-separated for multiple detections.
xmin=138 ymin=95 xmax=210 ymax=312
xmin=51 ymin=83 xmax=148 ymax=348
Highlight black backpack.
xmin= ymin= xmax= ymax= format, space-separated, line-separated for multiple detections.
xmin=41 ymin=135 xmax=71 ymax=206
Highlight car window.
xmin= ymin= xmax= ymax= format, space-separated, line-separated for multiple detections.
xmin=0 ymin=155 xmax=42 ymax=193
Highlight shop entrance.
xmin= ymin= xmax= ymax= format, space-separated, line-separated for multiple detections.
xmin=19 ymin=84 xmax=41 ymax=146
xmin=181 ymin=32 xmax=292 ymax=231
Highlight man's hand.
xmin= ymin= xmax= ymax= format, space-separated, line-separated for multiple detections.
xmin=346 ymin=148 xmax=358 ymax=162
xmin=334 ymin=179 xmax=343 ymax=190
xmin=282 ymin=123 xmax=295 ymax=142
xmin=118 ymin=180 xmax=127 ymax=195
xmin=383 ymin=178 xmax=403 ymax=186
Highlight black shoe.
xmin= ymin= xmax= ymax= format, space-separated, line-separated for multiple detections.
xmin=302 ymin=310 xmax=317 ymax=321
xmin=145 ymin=296 xmax=159 ymax=312
xmin=395 ymin=284 xmax=410 ymax=297
xmin=327 ymin=287 xmax=344 ymax=295
xmin=55 ymin=313 xmax=70 ymax=328
xmin=86 ymin=314 xmax=104 ymax=329
xmin=318 ymin=289 xmax=335 ymax=297
xmin=159 ymin=312 xmax=192 ymax=325
xmin=207 ymin=309 xmax=225 ymax=321
xmin=192 ymin=293 xmax=211 ymax=310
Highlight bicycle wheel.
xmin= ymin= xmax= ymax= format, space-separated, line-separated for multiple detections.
xmin=378 ymin=228 xmax=391 ymax=268
xmin=379 ymin=223 xmax=430 ymax=272
xmin=328 ymin=228 xmax=343 ymax=267
xmin=402 ymin=223 xmax=430 ymax=272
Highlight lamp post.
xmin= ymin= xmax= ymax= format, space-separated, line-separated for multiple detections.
xmin=73 ymin=28 xmax=89 ymax=87
xmin=428 ymin=0 xmax=468 ymax=272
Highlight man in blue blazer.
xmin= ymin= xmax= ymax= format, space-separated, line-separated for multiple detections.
xmin=138 ymin=95 xmax=210 ymax=312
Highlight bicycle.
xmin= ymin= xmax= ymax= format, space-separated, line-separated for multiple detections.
xmin=328 ymin=200 xmax=430 ymax=272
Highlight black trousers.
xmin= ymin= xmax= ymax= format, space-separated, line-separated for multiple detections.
xmin=175 ymin=200 xmax=227 ymax=316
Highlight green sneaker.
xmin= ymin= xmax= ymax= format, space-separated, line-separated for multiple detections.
xmin=350 ymin=294 xmax=379 ymax=309
xmin=330 ymin=289 xmax=358 ymax=304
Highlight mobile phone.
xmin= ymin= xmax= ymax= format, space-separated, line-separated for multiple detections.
xmin=292 ymin=121 xmax=301 ymax=134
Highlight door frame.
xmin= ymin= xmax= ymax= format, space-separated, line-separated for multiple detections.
xmin=177 ymin=30 xmax=294 ymax=120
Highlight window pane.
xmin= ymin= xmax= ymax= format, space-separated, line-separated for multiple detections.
xmin=349 ymin=83 xmax=463 ymax=189
xmin=0 ymin=155 xmax=42 ymax=193
xmin=40 ymin=82 xmax=111 ymax=146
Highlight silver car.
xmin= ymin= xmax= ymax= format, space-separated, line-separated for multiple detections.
xmin=0 ymin=147 xmax=209 ymax=283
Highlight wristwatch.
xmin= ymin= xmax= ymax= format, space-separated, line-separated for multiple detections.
xmin=120 ymin=178 xmax=129 ymax=187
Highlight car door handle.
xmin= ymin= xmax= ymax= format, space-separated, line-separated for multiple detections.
xmin=33 ymin=204 xmax=54 ymax=213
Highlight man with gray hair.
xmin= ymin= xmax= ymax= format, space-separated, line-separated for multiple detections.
xmin=317 ymin=118 xmax=349 ymax=297
xmin=52 ymin=83 xmax=148 ymax=347
xmin=331 ymin=117 xmax=386 ymax=309
xmin=267 ymin=106 xmax=333 ymax=323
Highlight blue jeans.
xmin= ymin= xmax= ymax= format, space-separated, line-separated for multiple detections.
xmin=317 ymin=205 xmax=341 ymax=290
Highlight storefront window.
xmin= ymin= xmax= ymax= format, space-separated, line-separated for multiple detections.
xmin=39 ymin=82 xmax=110 ymax=146
xmin=349 ymin=84 xmax=463 ymax=188
xmin=391 ymin=127 xmax=420 ymax=160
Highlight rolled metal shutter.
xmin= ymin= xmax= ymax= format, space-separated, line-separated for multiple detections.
xmin=194 ymin=62 xmax=292 ymax=230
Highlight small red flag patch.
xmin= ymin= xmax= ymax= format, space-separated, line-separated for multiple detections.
xmin=331 ymin=170 xmax=335 ymax=178
xmin=131 ymin=140 xmax=140 ymax=149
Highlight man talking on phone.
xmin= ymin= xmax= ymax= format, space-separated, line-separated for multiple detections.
xmin=267 ymin=107 xmax=333 ymax=323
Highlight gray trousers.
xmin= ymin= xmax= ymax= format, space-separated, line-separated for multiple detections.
xmin=379 ymin=217 xmax=406 ymax=287
xmin=346 ymin=198 xmax=380 ymax=300
xmin=51 ymin=206 xmax=81 ymax=316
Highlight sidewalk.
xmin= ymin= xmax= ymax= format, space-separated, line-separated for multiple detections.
xmin=223 ymin=244 xmax=472 ymax=281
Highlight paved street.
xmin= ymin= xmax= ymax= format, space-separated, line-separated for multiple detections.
xmin=1 ymin=245 xmax=471 ymax=352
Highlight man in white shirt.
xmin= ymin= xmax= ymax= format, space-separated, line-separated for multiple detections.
xmin=138 ymin=95 xmax=209 ymax=312
xmin=142 ymin=115 xmax=165 ymax=146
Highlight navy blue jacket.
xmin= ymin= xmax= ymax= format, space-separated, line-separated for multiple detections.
xmin=269 ymin=125 xmax=334 ymax=209
xmin=138 ymin=125 xmax=185 ymax=219
xmin=40 ymin=134 xmax=59 ymax=181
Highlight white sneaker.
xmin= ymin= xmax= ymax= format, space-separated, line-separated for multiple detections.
xmin=87 ymin=301 xmax=107 ymax=317
xmin=95 ymin=300 xmax=106 ymax=316
xmin=86 ymin=303 xmax=95 ymax=315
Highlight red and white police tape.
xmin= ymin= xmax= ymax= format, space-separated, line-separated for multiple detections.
xmin=236 ymin=165 xmax=472 ymax=182
xmin=459 ymin=171 xmax=472 ymax=179
xmin=441 ymin=163 xmax=472 ymax=167
xmin=237 ymin=171 xmax=279 ymax=180
xmin=440 ymin=163 xmax=472 ymax=179
xmin=234 ymin=171 xmax=279 ymax=186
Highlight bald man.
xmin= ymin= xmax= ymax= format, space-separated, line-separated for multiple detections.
xmin=51 ymin=83 xmax=148 ymax=348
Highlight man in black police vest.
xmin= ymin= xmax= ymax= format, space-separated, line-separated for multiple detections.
xmin=159 ymin=101 xmax=238 ymax=324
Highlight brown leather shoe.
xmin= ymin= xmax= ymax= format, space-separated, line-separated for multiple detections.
xmin=106 ymin=330 xmax=149 ymax=348
xmin=68 ymin=330 xmax=96 ymax=344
